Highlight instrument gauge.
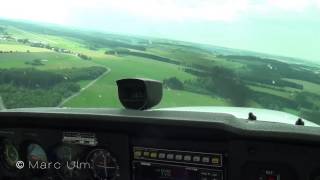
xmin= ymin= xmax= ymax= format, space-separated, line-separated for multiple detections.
xmin=86 ymin=149 xmax=120 ymax=180
xmin=26 ymin=143 xmax=47 ymax=163
xmin=0 ymin=139 xmax=20 ymax=169
xmin=55 ymin=145 xmax=82 ymax=179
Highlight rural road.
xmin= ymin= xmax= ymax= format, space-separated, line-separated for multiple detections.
xmin=57 ymin=68 xmax=111 ymax=107
xmin=0 ymin=96 xmax=5 ymax=110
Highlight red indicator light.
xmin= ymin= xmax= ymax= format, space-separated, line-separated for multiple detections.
xmin=267 ymin=175 xmax=276 ymax=180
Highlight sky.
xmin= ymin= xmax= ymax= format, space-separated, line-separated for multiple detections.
xmin=0 ymin=0 xmax=319 ymax=61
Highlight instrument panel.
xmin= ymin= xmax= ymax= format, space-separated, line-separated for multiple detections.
xmin=0 ymin=129 xmax=129 ymax=180
xmin=1 ymin=110 xmax=320 ymax=180
xmin=0 ymin=129 xmax=229 ymax=180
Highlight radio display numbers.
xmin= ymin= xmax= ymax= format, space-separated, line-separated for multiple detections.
xmin=133 ymin=161 xmax=223 ymax=180
xmin=132 ymin=147 xmax=224 ymax=180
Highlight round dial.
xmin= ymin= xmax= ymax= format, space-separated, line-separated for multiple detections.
xmin=27 ymin=143 xmax=47 ymax=163
xmin=86 ymin=149 xmax=120 ymax=180
xmin=56 ymin=145 xmax=74 ymax=162
xmin=55 ymin=145 xmax=82 ymax=179
xmin=1 ymin=140 xmax=20 ymax=169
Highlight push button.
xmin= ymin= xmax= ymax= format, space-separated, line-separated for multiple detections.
xmin=150 ymin=152 xmax=157 ymax=158
xmin=193 ymin=156 xmax=200 ymax=162
xmin=184 ymin=155 xmax=191 ymax=161
xmin=202 ymin=157 xmax=210 ymax=163
xmin=143 ymin=151 xmax=150 ymax=157
xmin=211 ymin=157 xmax=220 ymax=165
xmin=167 ymin=154 xmax=174 ymax=160
xmin=175 ymin=154 xmax=183 ymax=161
xmin=134 ymin=151 xmax=142 ymax=158
xmin=158 ymin=153 xmax=166 ymax=159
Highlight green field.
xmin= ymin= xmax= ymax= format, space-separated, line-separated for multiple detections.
xmin=0 ymin=43 xmax=50 ymax=52
xmin=248 ymin=85 xmax=295 ymax=99
xmin=63 ymin=54 xmax=227 ymax=107
xmin=0 ymin=51 xmax=97 ymax=70
xmin=284 ymin=78 xmax=320 ymax=96
xmin=147 ymin=45 xmax=245 ymax=70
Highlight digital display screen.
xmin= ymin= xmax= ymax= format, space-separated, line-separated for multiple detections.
xmin=133 ymin=162 xmax=223 ymax=180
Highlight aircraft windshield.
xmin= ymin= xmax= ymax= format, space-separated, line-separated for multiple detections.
xmin=0 ymin=0 xmax=320 ymax=124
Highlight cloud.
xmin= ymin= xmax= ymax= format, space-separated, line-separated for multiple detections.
xmin=266 ymin=0 xmax=311 ymax=11
xmin=316 ymin=0 xmax=320 ymax=8
xmin=251 ymin=0 xmax=320 ymax=14
xmin=58 ymin=0 xmax=250 ymax=22
xmin=98 ymin=0 xmax=250 ymax=22
xmin=0 ymin=0 xmax=319 ymax=24
xmin=69 ymin=0 xmax=320 ymax=22
xmin=0 ymin=0 xmax=71 ymax=24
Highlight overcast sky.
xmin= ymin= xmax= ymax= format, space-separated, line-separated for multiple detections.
xmin=0 ymin=0 xmax=319 ymax=61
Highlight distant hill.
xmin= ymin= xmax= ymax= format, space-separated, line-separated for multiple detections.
xmin=0 ymin=18 xmax=315 ymax=66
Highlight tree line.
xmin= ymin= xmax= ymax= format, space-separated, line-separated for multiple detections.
xmin=169 ymin=63 xmax=318 ymax=111
xmin=105 ymin=49 xmax=180 ymax=65
xmin=0 ymin=66 xmax=107 ymax=108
